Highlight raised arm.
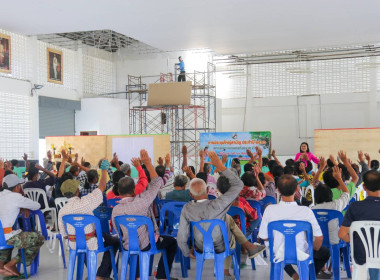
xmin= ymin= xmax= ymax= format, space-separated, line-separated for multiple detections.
xmin=364 ymin=153 xmax=371 ymax=168
xmin=271 ymin=149 xmax=283 ymax=168
xmin=256 ymin=146 xmax=263 ymax=170
xmin=112 ymin=153 xmax=120 ymax=170
xmin=35 ymin=163 xmax=56 ymax=179
xmin=23 ymin=153 xmax=30 ymax=172
xmin=299 ymin=162 xmax=310 ymax=183
xmin=338 ymin=150 xmax=358 ymax=185
xmin=181 ymin=145 xmax=188 ymax=171
xmin=58 ymin=150 xmax=68 ymax=178
xmin=132 ymin=157 xmax=149 ymax=195
xmin=199 ymin=150 xmax=205 ymax=172
xmin=183 ymin=166 xmax=196 ymax=179
xmin=97 ymin=160 xmax=110 ymax=193
xmin=313 ymin=157 xmax=326 ymax=185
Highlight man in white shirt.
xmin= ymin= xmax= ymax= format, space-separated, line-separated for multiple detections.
xmin=258 ymin=174 xmax=330 ymax=280
xmin=0 ymin=174 xmax=44 ymax=277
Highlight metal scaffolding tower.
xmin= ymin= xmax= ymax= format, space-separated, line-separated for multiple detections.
xmin=127 ymin=62 xmax=216 ymax=170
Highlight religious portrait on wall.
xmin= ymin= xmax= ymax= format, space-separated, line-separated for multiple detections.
xmin=0 ymin=34 xmax=11 ymax=74
xmin=47 ymin=48 xmax=63 ymax=84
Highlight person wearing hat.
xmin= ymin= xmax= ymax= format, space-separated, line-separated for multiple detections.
xmin=0 ymin=174 xmax=44 ymax=277
xmin=176 ymin=56 xmax=186 ymax=82
xmin=58 ymin=160 xmax=120 ymax=280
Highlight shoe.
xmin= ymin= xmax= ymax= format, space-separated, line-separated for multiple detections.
xmin=247 ymin=244 xmax=266 ymax=259
xmin=317 ymin=271 xmax=332 ymax=279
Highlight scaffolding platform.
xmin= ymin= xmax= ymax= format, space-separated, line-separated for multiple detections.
xmin=127 ymin=63 xmax=216 ymax=169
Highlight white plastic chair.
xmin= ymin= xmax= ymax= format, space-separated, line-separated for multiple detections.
xmin=350 ymin=221 xmax=380 ymax=279
xmin=54 ymin=197 xmax=68 ymax=213
xmin=23 ymin=188 xmax=57 ymax=231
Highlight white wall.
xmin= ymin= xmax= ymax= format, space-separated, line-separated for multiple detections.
xmin=219 ymin=92 xmax=380 ymax=156
xmin=75 ymin=98 xmax=129 ymax=135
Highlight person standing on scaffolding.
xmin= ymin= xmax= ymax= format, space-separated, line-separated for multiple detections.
xmin=176 ymin=56 xmax=186 ymax=82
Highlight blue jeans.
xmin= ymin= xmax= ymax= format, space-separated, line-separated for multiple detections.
xmin=247 ymin=218 xmax=261 ymax=236
xmin=369 ymin=269 xmax=380 ymax=280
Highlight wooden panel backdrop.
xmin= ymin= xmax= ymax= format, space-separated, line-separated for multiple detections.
xmin=315 ymin=128 xmax=380 ymax=161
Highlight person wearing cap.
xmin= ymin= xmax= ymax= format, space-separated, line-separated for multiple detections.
xmin=23 ymin=163 xmax=56 ymax=209
xmin=0 ymin=174 xmax=44 ymax=277
xmin=176 ymin=56 xmax=186 ymax=82
xmin=58 ymin=159 xmax=119 ymax=280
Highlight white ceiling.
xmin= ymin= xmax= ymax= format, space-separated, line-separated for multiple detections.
xmin=2 ymin=0 xmax=380 ymax=54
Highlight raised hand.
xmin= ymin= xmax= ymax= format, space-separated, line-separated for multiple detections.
xmin=74 ymin=153 xmax=79 ymax=163
xmin=358 ymin=150 xmax=365 ymax=163
xmin=67 ymin=154 xmax=73 ymax=163
xmin=299 ymin=162 xmax=306 ymax=173
xmin=253 ymin=164 xmax=261 ymax=177
xmin=208 ymin=151 xmax=224 ymax=170
xmin=0 ymin=159 xmax=4 ymax=169
xmin=81 ymin=157 xmax=85 ymax=166
xmin=165 ymin=153 xmax=170 ymax=166
xmin=318 ymin=156 xmax=326 ymax=169
xmin=61 ymin=150 xmax=69 ymax=161
xmin=22 ymin=153 xmax=28 ymax=161
xmin=157 ymin=157 xmax=164 ymax=166
xmin=183 ymin=166 xmax=195 ymax=178
xmin=332 ymin=166 xmax=342 ymax=181
xmin=141 ymin=150 xmax=152 ymax=166
xmin=199 ymin=150 xmax=206 ymax=158
xmin=365 ymin=153 xmax=371 ymax=162
xmin=182 ymin=145 xmax=187 ymax=155
xmin=47 ymin=150 xmax=52 ymax=161
xmin=222 ymin=154 xmax=228 ymax=164
xmin=131 ymin=157 xmax=140 ymax=167
xmin=271 ymin=149 xmax=276 ymax=157
xmin=4 ymin=161 xmax=12 ymax=171
xmin=112 ymin=153 xmax=119 ymax=164
xmin=256 ymin=146 xmax=262 ymax=156
xmin=338 ymin=150 xmax=348 ymax=163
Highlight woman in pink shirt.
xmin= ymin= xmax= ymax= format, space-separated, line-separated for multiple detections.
xmin=295 ymin=142 xmax=319 ymax=165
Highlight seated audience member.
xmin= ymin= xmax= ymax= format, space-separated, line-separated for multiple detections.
xmin=79 ymin=169 xmax=99 ymax=195
xmin=54 ymin=152 xmax=74 ymax=198
xmin=156 ymin=154 xmax=174 ymax=198
xmin=0 ymin=174 xmax=44 ymax=277
xmin=285 ymin=158 xmax=295 ymax=168
xmin=75 ymin=153 xmax=119 ymax=192
xmin=165 ymin=175 xmax=191 ymax=202
xmin=112 ymin=150 xmax=177 ymax=280
xmin=262 ymin=157 xmax=270 ymax=173
xmin=258 ymin=174 xmax=330 ymax=280
xmin=196 ymin=171 xmax=218 ymax=197
xmin=356 ymin=150 xmax=369 ymax=187
xmin=23 ymin=163 xmax=56 ymax=208
xmin=11 ymin=153 xmax=30 ymax=179
xmin=58 ymin=160 xmax=119 ymax=280
xmin=0 ymin=160 xmax=6 ymax=186
xmin=244 ymin=163 xmax=254 ymax=173
xmin=78 ymin=161 xmax=91 ymax=176
xmin=338 ymin=170 xmax=380 ymax=280
xmin=239 ymin=169 xmax=266 ymax=201
xmin=295 ymin=142 xmax=319 ymax=165
xmin=199 ymin=150 xmax=218 ymax=195
xmin=266 ymin=159 xmax=278 ymax=179
xmin=312 ymin=166 xmax=350 ymax=245
xmin=107 ymin=158 xmax=148 ymax=200
xmin=178 ymin=152 xmax=265 ymax=279
xmin=323 ymin=151 xmax=358 ymax=200
xmin=371 ymin=159 xmax=379 ymax=171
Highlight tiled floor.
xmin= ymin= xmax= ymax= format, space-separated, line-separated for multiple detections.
xmin=24 ymin=245 xmax=353 ymax=280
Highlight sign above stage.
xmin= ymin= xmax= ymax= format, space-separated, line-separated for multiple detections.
xmin=200 ymin=131 xmax=271 ymax=160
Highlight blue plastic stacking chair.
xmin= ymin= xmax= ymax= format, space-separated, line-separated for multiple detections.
xmin=107 ymin=198 xmax=121 ymax=208
xmin=190 ymin=219 xmax=240 ymax=280
xmin=159 ymin=201 xmax=189 ymax=278
xmin=342 ymin=197 xmax=355 ymax=212
xmin=0 ymin=219 xmax=30 ymax=279
xmin=19 ymin=210 xmax=66 ymax=270
xmin=114 ymin=215 xmax=171 ymax=280
xmin=208 ymin=194 xmax=217 ymax=200
xmin=247 ymin=200 xmax=262 ymax=270
xmin=312 ymin=209 xmax=351 ymax=280
xmin=62 ymin=214 xmax=118 ymax=280
xmin=268 ymin=220 xmax=317 ymax=280
xmin=227 ymin=206 xmax=246 ymax=271
xmin=257 ymin=196 xmax=276 ymax=215
xmin=93 ymin=207 xmax=113 ymax=234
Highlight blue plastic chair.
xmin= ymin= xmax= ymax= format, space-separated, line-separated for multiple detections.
xmin=343 ymin=197 xmax=355 ymax=212
xmin=257 ymin=196 xmax=276 ymax=215
xmin=227 ymin=206 xmax=246 ymax=271
xmin=268 ymin=220 xmax=317 ymax=280
xmin=159 ymin=202 xmax=189 ymax=278
xmin=190 ymin=219 xmax=240 ymax=280
xmin=0 ymin=219 xmax=30 ymax=279
xmin=93 ymin=207 xmax=113 ymax=234
xmin=208 ymin=194 xmax=217 ymax=200
xmin=107 ymin=198 xmax=121 ymax=208
xmin=312 ymin=209 xmax=352 ymax=280
xmin=18 ymin=210 xmax=66 ymax=270
xmin=62 ymin=214 xmax=118 ymax=280
xmin=247 ymin=200 xmax=262 ymax=270
xmin=114 ymin=215 xmax=171 ymax=280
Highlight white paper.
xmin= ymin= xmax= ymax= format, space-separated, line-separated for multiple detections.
xmin=112 ymin=137 xmax=154 ymax=163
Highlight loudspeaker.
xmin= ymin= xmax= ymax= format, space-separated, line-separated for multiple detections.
xmin=161 ymin=113 xmax=167 ymax=124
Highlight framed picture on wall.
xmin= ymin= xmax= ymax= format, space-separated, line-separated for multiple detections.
xmin=47 ymin=48 xmax=63 ymax=84
xmin=0 ymin=33 xmax=11 ymax=74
